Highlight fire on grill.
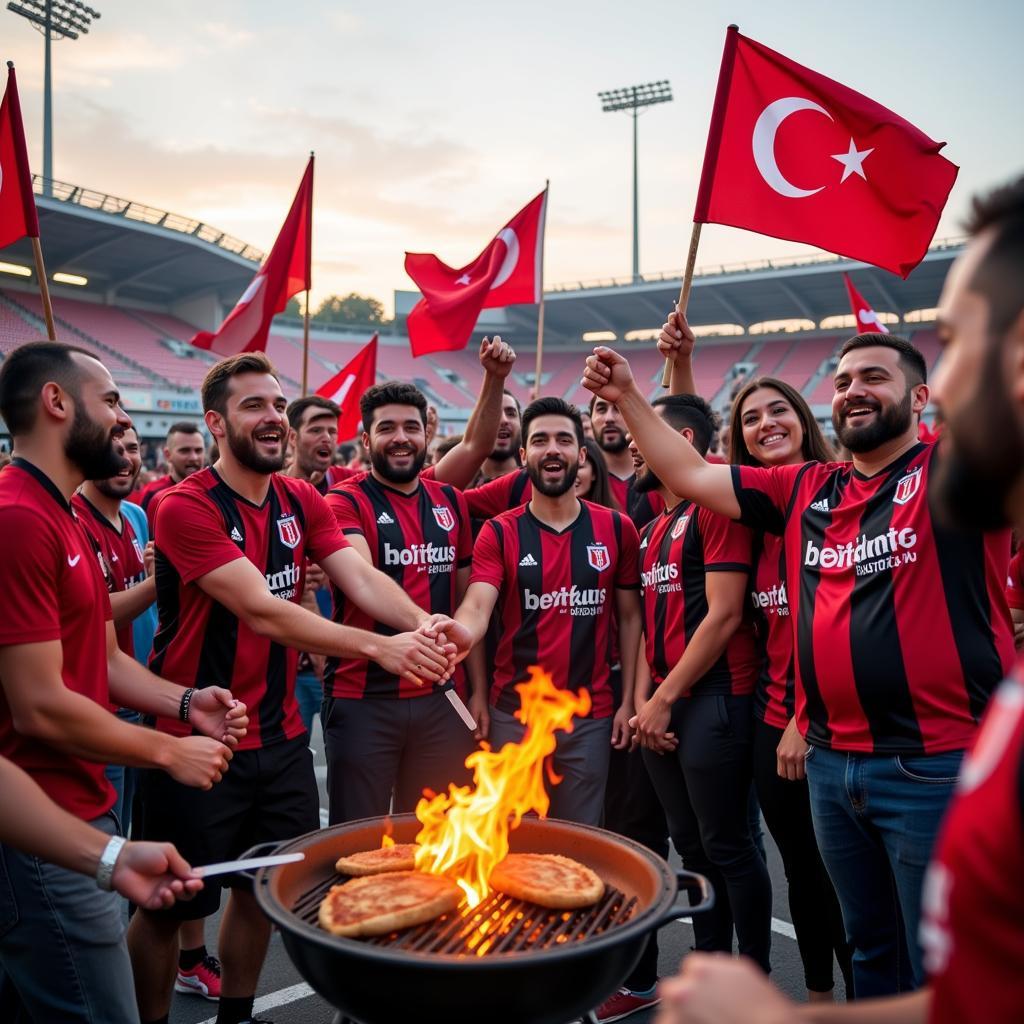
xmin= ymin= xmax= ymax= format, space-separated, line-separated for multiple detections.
xmin=249 ymin=667 xmax=716 ymax=1024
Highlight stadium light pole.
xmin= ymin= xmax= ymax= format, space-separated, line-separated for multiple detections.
xmin=6 ymin=0 xmax=102 ymax=197
xmin=598 ymin=80 xmax=672 ymax=284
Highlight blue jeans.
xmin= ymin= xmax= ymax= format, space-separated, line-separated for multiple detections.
xmin=0 ymin=812 xmax=139 ymax=1023
xmin=105 ymin=709 xmax=141 ymax=836
xmin=805 ymin=745 xmax=963 ymax=998
xmin=295 ymin=672 xmax=323 ymax=736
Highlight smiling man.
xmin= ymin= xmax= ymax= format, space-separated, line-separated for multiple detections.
xmin=582 ymin=328 xmax=1014 ymax=997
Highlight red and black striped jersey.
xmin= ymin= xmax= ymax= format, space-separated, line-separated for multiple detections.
xmin=470 ymin=500 xmax=640 ymax=718
xmin=731 ymin=443 xmax=1015 ymax=754
xmin=322 ymin=474 xmax=473 ymax=699
xmin=72 ymin=494 xmax=147 ymax=658
xmin=151 ymin=468 xmax=348 ymax=748
xmin=609 ymin=473 xmax=666 ymax=530
xmin=922 ymin=668 xmax=1024 ymax=1024
xmin=140 ymin=473 xmax=175 ymax=531
xmin=639 ymin=501 xmax=759 ymax=696
xmin=1007 ymin=549 xmax=1023 ymax=611
xmin=751 ymin=531 xmax=794 ymax=728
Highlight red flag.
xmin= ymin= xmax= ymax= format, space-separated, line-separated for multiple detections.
xmin=191 ymin=156 xmax=313 ymax=356
xmin=842 ymin=272 xmax=889 ymax=334
xmin=0 ymin=63 xmax=40 ymax=248
xmin=404 ymin=189 xmax=546 ymax=356
xmin=315 ymin=333 xmax=378 ymax=440
xmin=694 ymin=27 xmax=958 ymax=278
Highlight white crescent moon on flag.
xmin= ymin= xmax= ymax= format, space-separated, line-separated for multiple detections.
xmin=752 ymin=97 xmax=833 ymax=198
xmin=489 ymin=227 xmax=520 ymax=290
xmin=237 ymin=274 xmax=265 ymax=307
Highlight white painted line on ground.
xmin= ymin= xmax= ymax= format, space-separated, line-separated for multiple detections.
xmin=674 ymin=915 xmax=796 ymax=939
xmin=198 ymin=982 xmax=315 ymax=1024
xmin=319 ymin=807 xmax=329 ymax=826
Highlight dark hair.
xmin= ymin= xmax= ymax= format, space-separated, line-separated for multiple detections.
xmin=286 ymin=395 xmax=340 ymax=430
xmin=360 ymin=381 xmax=427 ymax=430
xmin=521 ymin=396 xmax=584 ymax=446
xmin=433 ymin=433 xmax=463 ymax=459
xmin=579 ymin=438 xmax=621 ymax=511
xmin=201 ymin=352 xmax=280 ymax=415
xmin=838 ymin=333 xmax=927 ymax=387
xmin=728 ymin=376 xmax=834 ymax=467
xmin=0 ymin=340 xmax=96 ymax=436
xmin=503 ymin=389 xmax=522 ymax=418
xmin=166 ymin=420 xmax=203 ymax=441
xmin=651 ymin=393 xmax=716 ymax=457
xmin=963 ymin=175 xmax=1024 ymax=339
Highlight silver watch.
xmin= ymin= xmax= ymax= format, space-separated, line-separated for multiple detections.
xmin=96 ymin=835 xmax=127 ymax=891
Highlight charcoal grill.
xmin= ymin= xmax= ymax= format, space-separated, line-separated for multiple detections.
xmin=250 ymin=813 xmax=713 ymax=1024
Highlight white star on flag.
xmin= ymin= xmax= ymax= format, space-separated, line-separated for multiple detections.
xmin=455 ymin=273 xmax=472 ymax=285
xmin=831 ymin=138 xmax=874 ymax=183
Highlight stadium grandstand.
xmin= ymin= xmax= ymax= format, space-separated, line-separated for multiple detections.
xmin=0 ymin=174 xmax=958 ymax=448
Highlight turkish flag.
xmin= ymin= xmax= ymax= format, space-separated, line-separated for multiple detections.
xmin=694 ymin=27 xmax=958 ymax=278
xmin=404 ymin=189 xmax=547 ymax=356
xmin=315 ymin=333 xmax=378 ymax=440
xmin=191 ymin=156 xmax=313 ymax=356
xmin=0 ymin=64 xmax=40 ymax=249
xmin=843 ymin=273 xmax=889 ymax=334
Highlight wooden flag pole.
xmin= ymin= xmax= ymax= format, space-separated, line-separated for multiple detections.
xmin=30 ymin=237 xmax=57 ymax=341
xmin=531 ymin=180 xmax=550 ymax=401
xmin=660 ymin=221 xmax=702 ymax=387
xmin=301 ymin=289 xmax=311 ymax=396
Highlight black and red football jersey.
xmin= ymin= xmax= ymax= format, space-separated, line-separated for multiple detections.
xmin=921 ymin=667 xmax=1024 ymax=1024
xmin=731 ymin=443 xmax=1015 ymax=754
xmin=73 ymin=494 xmax=147 ymax=657
xmin=465 ymin=468 xmax=532 ymax=521
xmin=151 ymin=467 xmax=347 ymax=748
xmin=639 ymin=501 xmax=759 ymax=696
xmin=323 ymin=474 xmax=473 ymax=699
xmin=1007 ymin=549 xmax=1023 ymax=611
xmin=470 ymin=500 xmax=640 ymax=718
xmin=0 ymin=460 xmax=116 ymax=819
xmin=609 ymin=473 xmax=666 ymax=530
xmin=751 ymin=531 xmax=794 ymax=728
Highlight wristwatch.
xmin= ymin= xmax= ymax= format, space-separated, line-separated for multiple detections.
xmin=96 ymin=835 xmax=127 ymax=891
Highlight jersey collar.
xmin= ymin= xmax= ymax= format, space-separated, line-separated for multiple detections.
xmin=10 ymin=457 xmax=74 ymax=514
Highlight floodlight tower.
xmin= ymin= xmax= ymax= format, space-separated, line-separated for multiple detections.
xmin=598 ymin=80 xmax=673 ymax=283
xmin=7 ymin=0 xmax=102 ymax=196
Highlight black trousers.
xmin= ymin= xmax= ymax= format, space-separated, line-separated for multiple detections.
xmin=753 ymin=716 xmax=853 ymax=993
xmin=605 ymin=743 xmax=669 ymax=990
xmin=323 ymin=689 xmax=474 ymax=824
xmin=642 ymin=693 xmax=773 ymax=972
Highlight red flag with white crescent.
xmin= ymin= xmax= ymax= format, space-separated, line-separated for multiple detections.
xmin=0 ymin=63 xmax=40 ymax=248
xmin=314 ymin=333 xmax=378 ymax=440
xmin=843 ymin=272 xmax=889 ymax=334
xmin=191 ymin=156 xmax=313 ymax=356
xmin=404 ymin=189 xmax=547 ymax=356
xmin=693 ymin=27 xmax=957 ymax=278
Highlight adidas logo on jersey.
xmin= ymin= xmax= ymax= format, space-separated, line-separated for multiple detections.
xmin=377 ymin=511 xmax=395 ymax=525
xmin=519 ymin=553 xmax=538 ymax=567
xmin=809 ymin=498 xmax=830 ymax=512
xmin=230 ymin=526 xmax=244 ymax=542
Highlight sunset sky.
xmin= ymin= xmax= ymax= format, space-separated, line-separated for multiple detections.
xmin=4 ymin=0 xmax=1023 ymax=314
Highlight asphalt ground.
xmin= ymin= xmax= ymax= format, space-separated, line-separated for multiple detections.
xmin=168 ymin=719 xmax=848 ymax=1024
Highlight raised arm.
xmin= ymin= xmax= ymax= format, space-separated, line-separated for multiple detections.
xmin=433 ymin=337 xmax=517 ymax=488
xmin=659 ymin=306 xmax=698 ymax=397
xmin=582 ymin=347 xmax=740 ymax=519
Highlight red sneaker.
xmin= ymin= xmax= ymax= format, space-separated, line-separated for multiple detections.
xmin=593 ymin=986 xmax=661 ymax=1022
xmin=174 ymin=954 xmax=222 ymax=1000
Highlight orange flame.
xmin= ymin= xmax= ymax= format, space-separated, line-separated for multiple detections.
xmin=381 ymin=817 xmax=395 ymax=848
xmin=414 ymin=667 xmax=590 ymax=907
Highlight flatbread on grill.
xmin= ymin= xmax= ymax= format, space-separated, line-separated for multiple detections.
xmin=318 ymin=870 xmax=462 ymax=938
xmin=488 ymin=853 xmax=604 ymax=909
xmin=334 ymin=843 xmax=419 ymax=876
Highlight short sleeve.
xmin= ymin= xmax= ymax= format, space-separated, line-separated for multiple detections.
xmin=615 ymin=515 xmax=641 ymax=589
xmin=454 ymin=489 xmax=473 ymax=568
xmin=469 ymin=520 xmax=507 ymax=591
xmin=325 ymin=487 xmax=366 ymax=537
xmin=1008 ymin=552 xmax=1024 ymax=611
xmin=301 ymin=486 xmax=350 ymax=562
xmin=156 ymin=490 xmax=244 ymax=584
xmin=0 ymin=508 xmax=62 ymax=644
xmin=730 ymin=462 xmax=808 ymax=534
xmin=700 ymin=507 xmax=753 ymax=572
xmin=465 ymin=474 xmax=515 ymax=520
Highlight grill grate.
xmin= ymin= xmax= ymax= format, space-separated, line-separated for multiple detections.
xmin=293 ymin=873 xmax=638 ymax=957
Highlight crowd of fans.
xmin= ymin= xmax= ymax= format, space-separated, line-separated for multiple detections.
xmin=0 ymin=176 xmax=1021 ymax=1024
